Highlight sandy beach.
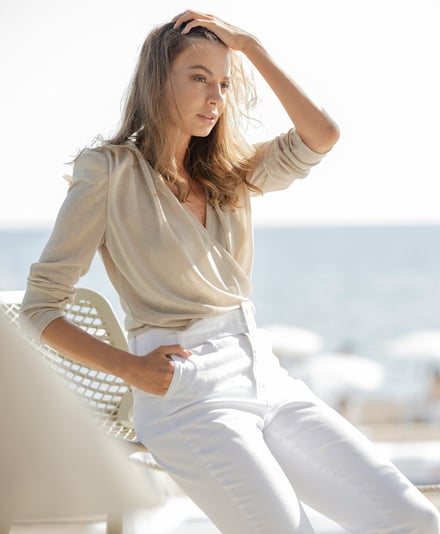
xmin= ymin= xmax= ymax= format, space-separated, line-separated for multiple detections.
xmin=360 ymin=421 xmax=440 ymax=442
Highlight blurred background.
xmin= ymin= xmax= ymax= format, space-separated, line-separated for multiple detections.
xmin=1 ymin=0 xmax=440 ymax=497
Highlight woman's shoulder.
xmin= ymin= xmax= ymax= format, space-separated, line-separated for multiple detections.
xmin=73 ymin=142 xmax=145 ymax=177
xmin=77 ymin=142 xmax=139 ymax=162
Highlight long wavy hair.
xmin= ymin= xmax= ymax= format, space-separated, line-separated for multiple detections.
xmin=101 ymin=22 xmax=261 ymax=208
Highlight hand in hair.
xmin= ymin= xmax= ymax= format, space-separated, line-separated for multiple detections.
xmin=173 ymin=10 xmax=339 ymax=153
xmin=172 ymin=10 xmax=257 ymax=53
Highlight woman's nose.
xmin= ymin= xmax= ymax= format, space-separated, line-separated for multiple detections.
xmin=208 ymin=85 xmax=224 ymax=105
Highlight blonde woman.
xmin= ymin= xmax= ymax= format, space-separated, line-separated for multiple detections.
xmin=21 ymin=10 xmax=439 ymax=533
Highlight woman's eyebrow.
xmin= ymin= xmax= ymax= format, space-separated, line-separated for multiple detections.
xmin=188 ymin=64 xmax=230 ymax=80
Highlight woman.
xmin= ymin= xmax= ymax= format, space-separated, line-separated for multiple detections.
xmin=21 ymin=10 xmax=439 ymax=533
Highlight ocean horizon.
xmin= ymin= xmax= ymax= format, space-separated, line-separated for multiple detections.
xmin=2 ymin=223 xmax=440 ymax=360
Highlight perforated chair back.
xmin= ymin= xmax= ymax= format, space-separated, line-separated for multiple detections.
xmin=0 ymin=288 xmax=137 ymax=443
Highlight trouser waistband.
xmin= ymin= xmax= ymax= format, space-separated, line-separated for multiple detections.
xmin=134 ymin=302 xmax=257 ymax=350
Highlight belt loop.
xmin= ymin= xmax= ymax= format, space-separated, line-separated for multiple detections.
xmin=177 ymin=331 xmax=184 ymax=346
xmin=241 ymin=301 xmax=257 ymax=334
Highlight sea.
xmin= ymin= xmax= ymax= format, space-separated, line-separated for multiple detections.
xmin=2 ymin=224 xmax=440 ymax=486
xmin=2 ymin=224 xmax=439 ymax=359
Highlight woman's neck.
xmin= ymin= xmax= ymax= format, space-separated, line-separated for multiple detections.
xmin=168 ymin=131 xmax=190 ymax=170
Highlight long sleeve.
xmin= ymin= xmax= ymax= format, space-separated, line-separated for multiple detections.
xmin=249 ymin=129 xmax=327 ymax=194
xmin=20 ymin=150 xmax=109 ymax=339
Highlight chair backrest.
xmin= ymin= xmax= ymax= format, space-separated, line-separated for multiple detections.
xmin=0 ymin=288 xmax=138 ymax=443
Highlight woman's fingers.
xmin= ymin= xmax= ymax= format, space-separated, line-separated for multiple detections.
xmin=172 ymin=10 xmax=221 ymax=34
xmin=171 ymin=10 xmax=252 ymax=51
xmin=124 ymin=344 xmax=191 ymax=395
xmin=142 ymin=345 xmax=190 ymax=394
xmin=171 ymin=9 xmax=192 ymax=23
xmin=153 ymin=344 xmax=192 ymax=359
xmin=172 ymin=9 xmax=209 ymax=26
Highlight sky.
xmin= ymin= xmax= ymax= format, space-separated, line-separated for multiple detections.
xmin=1 ymin=0 xmax=439 ymax=228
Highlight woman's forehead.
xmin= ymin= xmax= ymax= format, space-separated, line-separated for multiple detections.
xmin=172 ymin=40 xmax=231 ymax=77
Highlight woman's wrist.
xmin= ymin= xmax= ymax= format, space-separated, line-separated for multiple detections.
xmin=107 ymin=347 xmax=138 ymax=380
xmin=239 ymin=34 xmax=263 ymax=58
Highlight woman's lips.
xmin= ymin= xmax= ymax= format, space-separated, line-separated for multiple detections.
xmin=198 ymin=113 xmax=217 ymax=123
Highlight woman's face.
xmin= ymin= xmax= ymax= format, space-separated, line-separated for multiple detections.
xmin=165 ymin=40 xmax=231 ymax=143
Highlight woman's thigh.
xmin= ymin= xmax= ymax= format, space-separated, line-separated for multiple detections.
xmin=146 ymin=403 xmax=315 ymax=534
xmin=263 ymin=391 xmax=440 ymax=533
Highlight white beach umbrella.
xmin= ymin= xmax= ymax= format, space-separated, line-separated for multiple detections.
xmin=265 ymin=324 xmax=324 ymax=361
xmin=0 ymin=315 xmax=165 ymax=525
xmin=376 ymin=440 xmax=440 ymax=485
xmin=386 ymin=329 xmax=440 ymax=367
xmin=301 ymin=352 xmax=385 ymax=403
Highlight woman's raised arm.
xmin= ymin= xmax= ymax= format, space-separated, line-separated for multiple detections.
xmin=173 ymin=10 xmax=340 ymax=153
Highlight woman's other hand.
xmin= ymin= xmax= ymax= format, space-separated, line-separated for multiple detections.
xmin=124 ymin=344 xmax=192 ymax=396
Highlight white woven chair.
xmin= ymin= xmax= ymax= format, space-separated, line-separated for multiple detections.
xmin=0 ymin=288 xmax=162 ymax=534
xmin=0 ymin=288 xmax=159 ymax=455
xmin=2 ymin=289 xmax=438 ymax=528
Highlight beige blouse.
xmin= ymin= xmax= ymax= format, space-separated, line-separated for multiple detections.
xmin=20 ymin=129 xmax=326 ymax=339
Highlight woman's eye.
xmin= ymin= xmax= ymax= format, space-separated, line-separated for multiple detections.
xmin=193 ymin=75 xmax=207 ymax=83
xmin=221 ymin=82 xmax=230 ymax=90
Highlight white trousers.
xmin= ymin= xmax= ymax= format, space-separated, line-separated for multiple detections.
xmin=130 ymin=306 xmax=440 ymax=533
